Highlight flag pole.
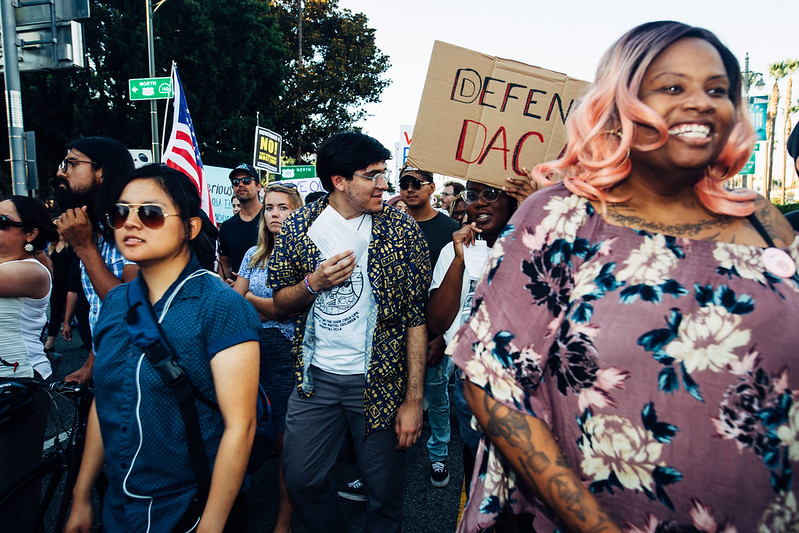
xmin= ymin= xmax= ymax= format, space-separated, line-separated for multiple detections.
xmin=160 ymin=61 xmax=176 ymax=161
xmin=146 ymin=0 xmax=161 ymax=162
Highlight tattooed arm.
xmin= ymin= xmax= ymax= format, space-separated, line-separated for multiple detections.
xmin=464 ymin=380 xmax=621 ymax=533
xmin=750 ymin=194 xmax=796 ymax=247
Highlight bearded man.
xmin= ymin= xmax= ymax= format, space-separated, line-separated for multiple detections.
xmin=54 ymin=136 xmax=138 ymax=383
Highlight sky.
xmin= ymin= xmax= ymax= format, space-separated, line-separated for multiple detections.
xmin=336 ymin=0 xmax=798 ymax=156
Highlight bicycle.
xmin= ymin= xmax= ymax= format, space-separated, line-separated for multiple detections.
xmin=0 ymin=378 xmax=100 ymax=533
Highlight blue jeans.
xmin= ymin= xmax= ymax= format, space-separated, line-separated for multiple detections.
xmin=424 ymin=359 xmax=451 ymax=463
xmin=454 ymin=368 xmax=482 ymax=457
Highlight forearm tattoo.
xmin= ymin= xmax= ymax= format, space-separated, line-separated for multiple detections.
xmin=483 ymin=396 xmax=550 ymax=482
xmin=481 ymin=394 xmax=617 ymax=531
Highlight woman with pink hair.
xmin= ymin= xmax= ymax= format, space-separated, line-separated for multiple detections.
xmin=452 ymin=21 xmax=799 ymax=533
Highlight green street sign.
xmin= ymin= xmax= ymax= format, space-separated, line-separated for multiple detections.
xmin=281 ymin=165 xmax=316 ymax=179
xmin=128 ymin=77 xmax=173 ymax=101
xmin=740 ymin=152 xmax=756 ymax=175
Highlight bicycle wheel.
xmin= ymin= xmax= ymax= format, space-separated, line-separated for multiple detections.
xmin=0 ymin=454 xmax=67 ymax=533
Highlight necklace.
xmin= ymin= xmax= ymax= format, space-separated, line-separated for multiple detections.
xmin=356 ymin=214 xmax=366 ymax=231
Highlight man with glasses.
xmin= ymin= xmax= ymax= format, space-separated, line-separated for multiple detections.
xmin=268 ymin=131 xmax=431 ymax=532
xmin=398 ymin=164 xmax=459 ymax=488
xmin=54 ymin=136 xmax=138 ymax=383
xmin=218 ymin=163 xmax=262 ymax=284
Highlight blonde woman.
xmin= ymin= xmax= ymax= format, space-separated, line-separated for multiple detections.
xmin=234 ymin=183 xmax=302 ymax=533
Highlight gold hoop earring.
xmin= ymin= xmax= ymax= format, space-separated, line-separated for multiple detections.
xmin=706 ymin=165 xmax=729 ymax=180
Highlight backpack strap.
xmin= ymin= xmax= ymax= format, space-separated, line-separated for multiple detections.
xmin=747 ymin=213 xmax=778 ymax=248
xmin=126 ymin=274 xmax=212 ymax=504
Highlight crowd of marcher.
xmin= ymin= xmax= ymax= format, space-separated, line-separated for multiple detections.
xmin=2 ymin=19 xmax=799 ymax=533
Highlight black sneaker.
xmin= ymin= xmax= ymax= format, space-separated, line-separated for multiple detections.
xmin=430 ymin=461 xmax=449 ymax=487
xmin=337 ymin=479 xmax=367 ymax=502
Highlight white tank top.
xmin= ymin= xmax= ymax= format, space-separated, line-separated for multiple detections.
xmin=0 ymin=258 xmax=52 ymax=379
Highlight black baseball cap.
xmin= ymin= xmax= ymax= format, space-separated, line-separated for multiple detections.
xmin=229 ymin=164 xmax=259 ymax=181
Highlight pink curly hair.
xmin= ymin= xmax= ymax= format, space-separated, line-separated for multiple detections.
xmin=533 ymin=21 xmax=756 ymax=216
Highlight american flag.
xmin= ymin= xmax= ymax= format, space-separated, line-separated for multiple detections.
xmin=163 ymin=65 xmax=216 ymax=225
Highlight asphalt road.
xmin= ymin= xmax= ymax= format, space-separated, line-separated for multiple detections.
xmin=51 ymin=335 xmax=466 ymax=532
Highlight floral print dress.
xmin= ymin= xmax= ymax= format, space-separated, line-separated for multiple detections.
xmin=451 ymin=183 xmax=799 ymax=533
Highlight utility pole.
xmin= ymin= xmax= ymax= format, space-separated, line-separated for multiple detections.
xmin=1 ymin=0 xmax=29 ymax=195
xmin=146 ymin=0 xmax=161 ymax=162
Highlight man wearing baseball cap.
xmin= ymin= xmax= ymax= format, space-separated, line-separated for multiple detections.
xmin=218 ymin=163 xmax=262 ymax=284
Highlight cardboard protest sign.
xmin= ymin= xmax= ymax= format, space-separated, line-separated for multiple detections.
xmin=407 ymin=41 xmax=590 ymax=188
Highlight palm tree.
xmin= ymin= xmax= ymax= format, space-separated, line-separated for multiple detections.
xmin=782 ymin=61 xmax=799 ymax=202
xmin=766 ymin=62 xmax=789 ymax=201
xmin=766 ymin=61 xmax=788 ymax=201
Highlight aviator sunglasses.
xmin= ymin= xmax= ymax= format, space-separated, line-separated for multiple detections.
xmin=399 ymin=175 xmax=432 ymax=190
xmin=0 ymin=215 xmax=25 ymax=231
xmin=460 ymin=188 xmax=502 ymax=205
xmin=107 ymin=203 xmax=178 ymax=230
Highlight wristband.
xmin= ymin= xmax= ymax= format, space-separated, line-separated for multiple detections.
xmin=304 ymin=274 xmax=318 ymax=295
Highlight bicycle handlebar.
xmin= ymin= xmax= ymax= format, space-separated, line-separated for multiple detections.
xmin=0 ymin=377 xmax=89 ymax=396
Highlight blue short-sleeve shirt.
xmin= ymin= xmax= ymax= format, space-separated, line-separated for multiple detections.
xmin=92 ymin=257 xmax=260 ymax=532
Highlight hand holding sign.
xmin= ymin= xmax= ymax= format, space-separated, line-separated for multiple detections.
xmin=407 ymin=41 xmax=590 ymax=189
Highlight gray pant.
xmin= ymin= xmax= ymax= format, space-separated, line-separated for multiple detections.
xmin=282 ymin=367 xmax=404 ymax=533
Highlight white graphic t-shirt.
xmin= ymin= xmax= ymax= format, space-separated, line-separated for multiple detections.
xmin=430 ymin=241 xmax=490 ymax=345
xmin=311 ymin=214 xmax=375 ymax=375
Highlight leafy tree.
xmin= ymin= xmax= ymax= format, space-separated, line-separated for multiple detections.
xmin=271 ymin=0 xmax=391 ymax=161
xmin=8 ymin=0 xmax=286 ymax=197
xmin=2 ymin=0 xmax=389 ymax=196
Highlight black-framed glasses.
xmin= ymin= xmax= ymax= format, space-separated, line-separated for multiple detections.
xmin=0 ymin=215 xmax=25 ymax=231
xmin=231 ymin=177 xmax=255 ymax=186
xmin=399 ymin=175 xmax=432 ymax=190
xmin=461 ymin=188 xmax=502 ymax=205
xmin=106 ymin=203 xmax=178 ymax=230
xmin=59 ymin=158 xmax=98 ymax=174
xmin=353 ymin=170 xmax=390 ymax=182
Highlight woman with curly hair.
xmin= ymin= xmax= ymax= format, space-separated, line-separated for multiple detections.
xmin=452 ymin=21 xmax=799 ymax=532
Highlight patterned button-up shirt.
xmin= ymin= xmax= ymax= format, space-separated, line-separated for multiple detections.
xmin=268 ymin=194 xmax=432 ymax=433
xmin=80 ymin=236 xmax=132 ymax=334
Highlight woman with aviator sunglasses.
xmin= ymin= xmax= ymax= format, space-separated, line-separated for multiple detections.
xmin=66 ymin=164 xmax=261 ymax=533
xmin=0 ymin=196 xmax=58 ymax=531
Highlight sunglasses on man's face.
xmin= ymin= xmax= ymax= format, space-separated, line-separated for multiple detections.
xmin=399 ymin=176 xmax=432 ymax=190
xmin=231 ymin=177 xmax=255 ymax=187
xmin=0 ymin=215 xmax=25 ymax=231
xmin=107 ymin=203 xmax=178 ymax=230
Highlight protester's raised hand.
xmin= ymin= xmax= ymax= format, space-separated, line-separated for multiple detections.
xmin=310 ymin=250 xmax=356 ymax=291
xmin=452 ymin=223 xmax=481 ymax=260
xmin=503 ymin=168 xmax=537 ymax=203
xmin=56 ymin=207 xmax=94 ymax=250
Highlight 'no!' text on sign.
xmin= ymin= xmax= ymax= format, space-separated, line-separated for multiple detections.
xmin=407 ymin=41 xmax=590 ymax=189
xmin=128 ymin=77 xmax=173 ymax=101
xmin=254 ymin=127 xmax=282 ymax=174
